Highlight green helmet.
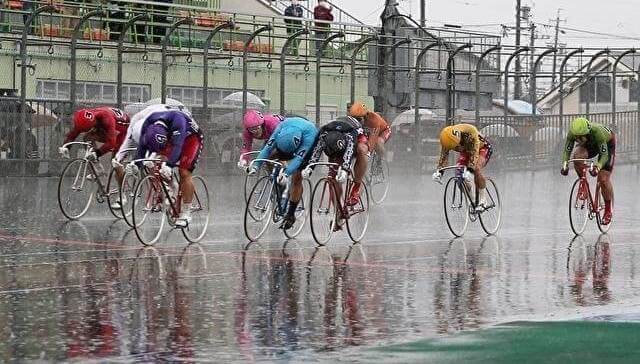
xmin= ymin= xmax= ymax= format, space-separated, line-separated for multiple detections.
xmin=570 ymin=117 xmax=591 ymax=136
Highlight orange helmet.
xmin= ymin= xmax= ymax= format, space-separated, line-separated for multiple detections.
xmin=439 ymin=126 xmax=461 ymax=150
xmin=348 ymin=101 xmax=369 ymax=118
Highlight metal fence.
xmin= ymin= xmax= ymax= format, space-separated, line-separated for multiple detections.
xmin=0 ymin=1 xmax=639 ymax=176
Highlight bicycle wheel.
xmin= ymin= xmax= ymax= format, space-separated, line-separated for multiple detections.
xmin=569 ymin=178 xmax=589 ymax=236
xmin=443 ymin=177 xmax=470 ymax=237
xmin=595 ymin=183 xmax=613 ymax=233
xmin=284 ymin=178 xmax=312 ymax=239
xmin=310 ymin=177 xmax=338 ymax=246
xmin=58 ymin=158 xmax=95 ymax=220
xmin=479 ymin=178 xmax=502 ymax=235
xmin=346 ymin=183 xmax=370 ymax=243
xmin=106 ymin=167 xmax=124 ymax=219
xmin=120 ymin=170 xmax=140 ymax=227
xmin=132 ymin=175 xmax=166 ymax=246
xmin=182 ymin=176 xmax=211 ymax=243
xmin=368 ymin=157 xmax=390 ymax=205
xmin=244 ymin=175 xmax=274 ymax=241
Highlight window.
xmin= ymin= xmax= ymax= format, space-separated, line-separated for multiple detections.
xmin=579 ymin=76 xmax=611 ymax=103
xmin=35 ymin=80 xmax=150 ymax=104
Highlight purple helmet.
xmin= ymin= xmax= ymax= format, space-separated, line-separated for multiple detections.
xmin=142 ymin=121 xmax=169 ymax=152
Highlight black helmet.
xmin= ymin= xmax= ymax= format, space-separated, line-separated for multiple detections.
xmin=324 ymin=131 xmax=347 ymax=158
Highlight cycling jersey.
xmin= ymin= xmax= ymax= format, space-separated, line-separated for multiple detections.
xmin=255 ymin=116 xmax=318 ymax=176
xmin=437 ymin=123 xmax=486 ymax=170
xmin=64 ymin=107 xmax=129 ymax=157
xmin=240 ymin=113 xmax=284 ymax=161
xmin=562 ymin=122 xmax=615 ymax=170
xmin=308 ymin=116 xmax=364 ymax=171
xmin=136 ymin=110 xmax=202 ymax=168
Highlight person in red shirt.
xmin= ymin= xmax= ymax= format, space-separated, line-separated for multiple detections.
xmin=59 ymin=107 xmax=130 ymax=161
xmin=313 ymin=0 xmax=334 ymax=57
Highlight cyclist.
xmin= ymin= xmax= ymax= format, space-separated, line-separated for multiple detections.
xmin=432 ymin=123 xmax=493 ymax=211
xmin=111 ymin=103 xmax=188 ymax=209
xmin=303 ymin=116 xmax=367 ymax=208
xmin=348 ymin=101 xmax=392 ymax=158
xmin=131 ymin=109 xmax=203 ymax=228
xmin=59 ymin=107 xmax=130 ymax=161
xmin=238 ymin=109 xmax=284 ymax=169
xmin=560 ymin=117 xmax=615 ymax=225
xmin=248 ymin=116 xmax=318 ymax=230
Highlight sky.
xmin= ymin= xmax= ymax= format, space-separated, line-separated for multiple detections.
xmin=336 ymin=0 xmax=640 ymax=49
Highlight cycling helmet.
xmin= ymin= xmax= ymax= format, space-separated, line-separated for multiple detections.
xmin=275 ymin=128 xmax=303 ymax=154
xmin=324 ymin=131 xmax=347 ymax=157
xmin=142 ymin=121 xmax=169 ymax=152
xmin=243 ymin=109 xmax=265 ymax=129
xmin=439 ymin=125 xmax=461 ymax=151
xmin=73 ymin=109 xmax=96 ymax=132
xmin=570 ymin=117 xmax=591 ymax=136
xmin=348 ymin=101 xmax=369 ymax=118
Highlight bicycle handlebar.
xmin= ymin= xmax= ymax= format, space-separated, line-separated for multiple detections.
xmin=306 ymin=161 xmax=341 ymax=169
xmin=249 ymin=158 xmax=283 ymax=169
xmin=566 ymin=158 xmax=595 ymax=170
xmin=241 ymin=151 xmax=260 ymax=158
xmin=438 ymin=165 xmax=468 ymax=174
xmin=130 ymin=158 xmax=163 ymax=164
xmin=62 ymin=141 xmax=92 ymax=149
xmin=121 ymin=147 xmax=138 ymax=153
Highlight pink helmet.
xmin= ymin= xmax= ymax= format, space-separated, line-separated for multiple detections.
xmin=243 ymin=109 xmax=264 ymax=129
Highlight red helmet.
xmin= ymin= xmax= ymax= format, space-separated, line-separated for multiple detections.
xmin=73 ymin=109 xmax=96 ymax=132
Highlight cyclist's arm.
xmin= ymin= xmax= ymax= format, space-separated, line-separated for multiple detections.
xmin=96 ymin=117 xmax=117 ymax=157
xmin=562 ymin=132 xmax=576 ymax=163
xmin=436 ymin=148 xmax=449 ymax=170
xmin=254 ymin=133 xmax=277 ymax=171
xmin=307 ymin=133 xmax=326 ymax=169
xmin=167 ymin=123 xmax=187 ymax=168
xmin=340 ymin=132 xmax=356 ymax=171
xmin=240 ymin=129 xmax=253 ymax=161
xmin=115 ymin=133 xmax=135 ymax=162
xmin=63 ymin=127 xmax=81 ymax=145
xmin=596 ymin=140 xmax=609 ymax=170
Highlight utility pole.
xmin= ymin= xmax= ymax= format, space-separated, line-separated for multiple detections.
xmin=514 ymin=0 xmax=522 ymax=100
xmin=529 ymin=22 xmax=536 ymax=102
xmin=420 ymin=0 xmax=426 ymax=27
xmin=550 ymin=9 xmax=564 ymax=87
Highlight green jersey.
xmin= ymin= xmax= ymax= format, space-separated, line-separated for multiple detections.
xmin=562 ymin=122 xmax=613 ymax=169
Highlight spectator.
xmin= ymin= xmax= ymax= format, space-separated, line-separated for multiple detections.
xmin=284 ymin=0 xmax=304 ymax=56
xmin=0 ymin=127 xmax=11 ymax=159
xmin=313 ymin=0 xmax=333 ymax=57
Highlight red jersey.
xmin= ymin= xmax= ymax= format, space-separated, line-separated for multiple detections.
xmin=64 ymin=107 xmax=130 ymax=157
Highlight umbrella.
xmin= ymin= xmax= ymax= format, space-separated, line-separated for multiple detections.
xmin=391 ymin=108 xmax=438 ymax=127
xmin=223 ymin=91 xmax=265 ymax=107
xmin=29 ymin=104 xmax=58 ymax=127
xmin=531 ymin=126 xmax=562 ymax=142
xmin=480 ymin=124 xmax=520 ymax=138
xmin=125 ymin=98 xmax=190 ymax=117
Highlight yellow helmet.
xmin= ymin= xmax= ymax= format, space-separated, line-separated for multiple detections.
xmin=348 ymin=101 xmax=369 ymax=118
xmin=439 ymin=126 xmax=461 ymax=150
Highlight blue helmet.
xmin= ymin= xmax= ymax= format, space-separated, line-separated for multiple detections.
xmin=275 ymin=128 xmax=303 ymax=154
xmin=142 ymin=121 xmax=169 ymax=152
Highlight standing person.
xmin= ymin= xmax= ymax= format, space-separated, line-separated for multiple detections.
xmin=284 ymin=0 xmax=304 ymax=56
xmin=313 ymin=0 xmax=333 ymax=57
xmin=560 ymin=117 xmax=615 ymax=225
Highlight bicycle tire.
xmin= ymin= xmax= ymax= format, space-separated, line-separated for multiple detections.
xmin=58 ymin=158 xmax=95 ymax=220
xmin=479 ymin=178 xmax=502 ymax=235
xmin=595 ymin=182 xmax=613 ymax=233
xmin=106 ymin=167 xmax=123 ymax=219
xmin=132 ymin=175 xmax=166 ymax=246
xmin=182 ymin=176 xmax=211 ymax=243
xmin=120 ymin=170 xmax=140 ymax=227
xmin=369 ymin=158 xmax=390 ymax=205
xmin=244 ymin=175 xmax=274 ymax=241
xmin=310 ymin=177 xmax=338 ymax=246
xmin=569 ymin=178 xmax=589 ymax=236
xmin=443 ymin=177 xmax=469 ymax=237
xmin=284 ymin=178 xmax=312 ymax=239
xmin=346 ymin=183 xmax=370 ymax=243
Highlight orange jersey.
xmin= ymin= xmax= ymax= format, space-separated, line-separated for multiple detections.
xmin=437 ymin=123 xmax=484 ymax=170
xmin=363 ymin=112 xmax=390 ymax=149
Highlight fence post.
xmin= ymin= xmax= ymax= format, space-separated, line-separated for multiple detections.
xmin=314 ymin=31 xmax=345 ymax=125
xmin=414 ymin=42 xmax=441 ymax=161
xmin=117 ymin=14 xmax=149 ymax=109
xmin=241 ymin=24 xmax=272 ymax=117
xmin=611 ymin=49 xmax=635 ymax=127
xmin=349 ymin=34 xmax=378 ymax=106
xmin=445 ymin=43 xmax=472 ymax=125
xmin=279 ymin=27 xmax=309 ymax=114
xmin=531 ymin=48 xmax=557 ymax=116
xmin=475 ymin=46 xmax=501 ymax=124
xmin=161 ymin=17 xmax=194 ymax=103
xmin=584 ymin=48 xmax=610 ymax=118
xmin=503 ymin=47 xmax=529 ymax=137
xmin=559 ymin=48 xmax=584 ymax=130
xmin=70 ymin=9 xmax=105 ymax=109
xmin=203 ymin=20 xmax=235 ymax=111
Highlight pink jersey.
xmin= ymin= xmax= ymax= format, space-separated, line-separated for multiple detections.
xmin=240 ymin=113 xmax=284 ymax=160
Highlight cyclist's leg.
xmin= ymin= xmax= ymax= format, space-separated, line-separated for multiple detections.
xmin=282 ymin=170 xmax=303 ymax=229
xmin=177 ymin=135 xmax=203 ymax=225
xmin=598 ymin=137 xmax=615 ymax=223
xmin=348 ymin=139 xmax=368 ymax=205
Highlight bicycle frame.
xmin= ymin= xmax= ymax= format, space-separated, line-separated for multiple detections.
xmin=131 ymin=157 xmax=183 ymax=221
xmin=307 ymin=161 xmax=365 ymax=219
xmin=568 ymin=158 xmax=602 ymax=216
xmin=62 ymin=141 xmax=109 ymax=198
xmin=439 ymin=165 xmax=477 ymax=210
xmin=248 ymin=158 xmax=290 ymax=219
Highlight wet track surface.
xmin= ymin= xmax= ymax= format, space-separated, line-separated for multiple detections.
xmin=2 ymin=165 xmax=640 ymax=361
